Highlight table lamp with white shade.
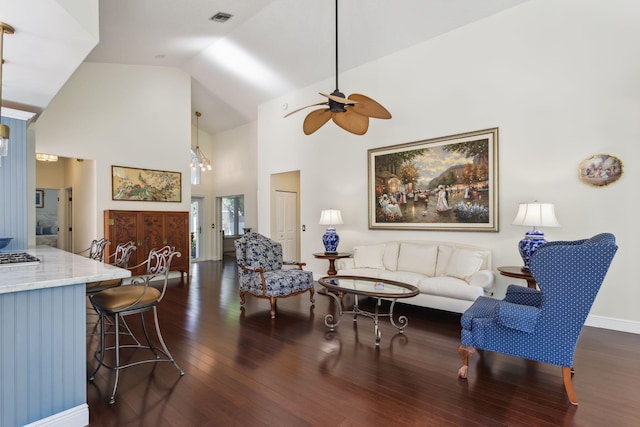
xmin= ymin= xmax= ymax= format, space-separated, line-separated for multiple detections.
xmin=319 ymin=209 xmax=343 ymax=254
xmin=512 ymin=202 xmax=560 ymax=271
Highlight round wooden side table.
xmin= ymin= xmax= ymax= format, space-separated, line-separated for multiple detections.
xmin=313 ymin=252 xmax=352 ymax=276
xmin=497 ymin=266 xmax=537 ymax=289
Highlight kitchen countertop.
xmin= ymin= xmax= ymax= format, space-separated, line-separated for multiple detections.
xmin=0 ymin=246 xmax=131 ymax=295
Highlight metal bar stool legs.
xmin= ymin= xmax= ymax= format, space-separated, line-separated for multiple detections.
xmin=89 ymin=308 xmax=184 ymax=404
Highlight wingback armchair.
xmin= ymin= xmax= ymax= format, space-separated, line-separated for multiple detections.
xmin=235 ymin=232 xmax=315 ymax=318
xmin=457 ymin=233 xmax=618 ymax=405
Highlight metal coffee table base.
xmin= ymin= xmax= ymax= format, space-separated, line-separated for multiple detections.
xmin=324 ymin=294 xmax=409 ymax=346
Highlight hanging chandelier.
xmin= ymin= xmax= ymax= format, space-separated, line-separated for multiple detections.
xmin=190 ymin=111 xmax=212 ymax=171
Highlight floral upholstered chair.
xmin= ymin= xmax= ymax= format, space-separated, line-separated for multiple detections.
xmin=234 ymin=232 xmax=315 ymax=318
xmin=457 ymin=233 xmax=618 ymax=405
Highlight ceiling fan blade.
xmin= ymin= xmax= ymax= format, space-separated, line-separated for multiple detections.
xmin=284 ymin=102 xmax=328 ymax=118
xmin=332 ymin=109 xmax=369 ymax=135
xmin=347 ymin=94 xmax=392 ymax=119
xmin=303 ymin=109 xmax=333 ymax=135
xmin=319 ymin=92 xmax=359 ymax=105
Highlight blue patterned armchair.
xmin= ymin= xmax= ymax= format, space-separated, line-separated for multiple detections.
xmin=234 ymin=232 xmax=315 ymax=318
xmin=457 ymin=233 xmax=618 ymax=405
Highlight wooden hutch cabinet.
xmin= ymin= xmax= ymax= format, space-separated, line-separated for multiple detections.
xmin=104 ymin=210 xmax=189 ymax=278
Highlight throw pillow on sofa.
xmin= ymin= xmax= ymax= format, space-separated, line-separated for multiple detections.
xmin=396 ymin=243 xmax=438 ymax=277
xmin=353 ymin=244 xmax=386 ymax=269
xmin=435 ymin=245 xmax=454 ymax=276
xmin=445 ymin=248 xmax=486 ymax=280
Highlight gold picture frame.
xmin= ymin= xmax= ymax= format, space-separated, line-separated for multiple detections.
xmin=111 ymin=165 xmax=182 ymax=202
xmin=368 ymin=128 xmax=499 ymax=231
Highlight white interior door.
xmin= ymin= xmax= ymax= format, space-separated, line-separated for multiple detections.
xmin=275 ymin=191 xmax=297 ymax=261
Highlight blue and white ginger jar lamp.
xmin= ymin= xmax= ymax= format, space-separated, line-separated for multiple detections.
xmin=512 ymin=202 xmax=560 ymax=271
xmin=319 ymin=209 xmax=344 ymax=254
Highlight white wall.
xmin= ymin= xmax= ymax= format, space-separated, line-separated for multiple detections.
xmin=35 ymin=62 xmax=192 ymax=249
xmin=257 ymin=0 xmax=639 ymax=331
xmin=189 ymin=120 xmax=217 ymax=260
xmin=207 ymin=121 xmax=258 ymax=260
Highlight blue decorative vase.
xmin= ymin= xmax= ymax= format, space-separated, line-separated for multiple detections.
xmin=322 ymin=227 xmax=340 ymax=254
xmin=518 ymin=229 xmax=547 ymax=271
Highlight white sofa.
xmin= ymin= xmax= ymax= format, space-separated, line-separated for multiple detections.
xmin=335 ymin=240 xmax=494 ymax=314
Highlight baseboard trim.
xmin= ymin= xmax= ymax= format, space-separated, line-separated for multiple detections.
xmin=586 ymin=314 xmax=640 ymax=334
xmin=23 ymin=404 xmax=88 ymax=427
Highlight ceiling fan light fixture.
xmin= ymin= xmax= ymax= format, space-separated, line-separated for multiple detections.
xmin=284 ymin=0 xmax=391 ymax=135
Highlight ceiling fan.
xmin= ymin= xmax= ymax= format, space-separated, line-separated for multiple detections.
xmin=284 ymin=0 xmax=391 ymax=135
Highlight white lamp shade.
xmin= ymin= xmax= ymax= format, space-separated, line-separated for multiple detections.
xmin=512 ymin=202 xmax=560 ymax=227
xmin=319 ymin=209 xmax=343 ymax=226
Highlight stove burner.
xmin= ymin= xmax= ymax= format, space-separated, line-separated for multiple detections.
xmin=0 ymin=252 xmax=41 ymax=266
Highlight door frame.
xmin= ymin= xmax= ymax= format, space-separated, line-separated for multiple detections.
xmin=63 ymin=187 xmax=73 ymax=252
xmin=190 ymin=196 xmax=205 ymax=262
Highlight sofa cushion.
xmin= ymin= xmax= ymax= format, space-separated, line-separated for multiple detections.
xmin=383 ymin=242 xmax=400 ymax=271
xmin=435 ymin=245 xmax=455 ymax=276
xmin=337 ymin=268 xmax=384 ymax=279
xmin=445 ymin=248 xmax=486 ymax=280
xmin=417 ymin=276 xmax=485 ymax=301
xmin=396 ymin=243 xmax=438 ymax=277
xmin=379 ymin=270 xmax=429 ymax=287
xmin=353 ymin=244 xmax=386 ymax=269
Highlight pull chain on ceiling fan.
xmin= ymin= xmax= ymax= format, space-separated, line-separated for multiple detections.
xmin=284 ymin=0 xmax=391 ymax=135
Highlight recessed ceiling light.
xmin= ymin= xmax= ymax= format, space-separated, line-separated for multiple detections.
xmin=210 ymin=12 xmax=233 ymax=23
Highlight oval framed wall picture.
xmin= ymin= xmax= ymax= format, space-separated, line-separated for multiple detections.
xmin=578 ymin=154 xmax=623 ymax=187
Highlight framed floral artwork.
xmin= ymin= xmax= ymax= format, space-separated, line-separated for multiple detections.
xmin=368 ymin=128 xmax=499 ymax=231
xmin=111 ymin=165 xmax=182 ymax=202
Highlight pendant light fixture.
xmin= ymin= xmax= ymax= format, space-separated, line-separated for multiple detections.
xmin=36 ymin=153 xmax=59 ymax=162
xmin=0 ymin=22 xmax=15 ymax=158
xmin=190 ymin=111 xmax=212 ymax=171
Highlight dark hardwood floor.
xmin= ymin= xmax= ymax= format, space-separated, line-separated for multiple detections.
xmin=87 ymin=257 xmax=640 ymax=426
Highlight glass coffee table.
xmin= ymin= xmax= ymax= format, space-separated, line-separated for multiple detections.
xmin=318 ymin=275 xmax=419 ymax=346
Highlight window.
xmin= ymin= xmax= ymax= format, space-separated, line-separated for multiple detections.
xmin=221 ymin=195 xmax=245 ymax=238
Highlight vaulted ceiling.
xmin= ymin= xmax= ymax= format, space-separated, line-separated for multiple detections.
xmin=1 ymin=0 xmax=529 ymax=135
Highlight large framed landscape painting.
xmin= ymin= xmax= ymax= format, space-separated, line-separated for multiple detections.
xmin=368 ymin=128 xmax=499 ymax=231
xmin=112 ymin=165 xmax=182 ymax=202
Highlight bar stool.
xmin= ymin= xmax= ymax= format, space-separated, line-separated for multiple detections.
xmin=76 ymin=238 xmax=110 ymax=261
xmin=86 ymin=241 xmax=137 ymax=296
xmin=88 ymin=245 xmax=184 ymax=404
xmin=86 ymin=241 xmax=138 ymax=338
